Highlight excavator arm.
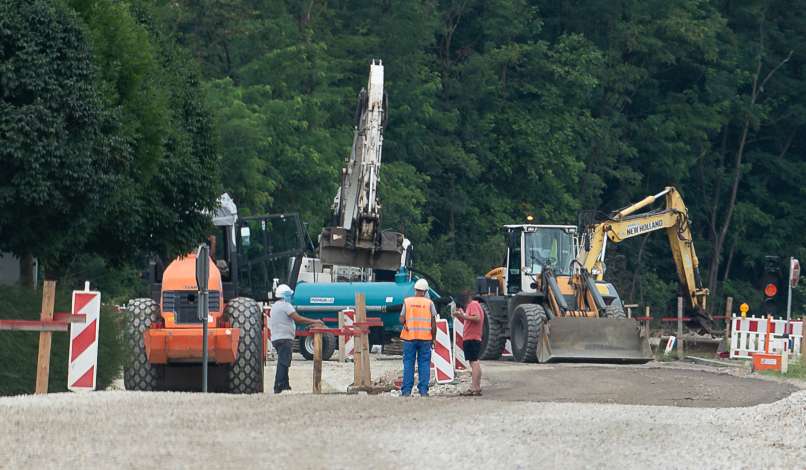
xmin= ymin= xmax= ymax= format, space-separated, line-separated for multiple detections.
xmin=579 ymin=187 xmax=711 ymax=328
xmin=319 ymin=60 xmax=405 ymax=270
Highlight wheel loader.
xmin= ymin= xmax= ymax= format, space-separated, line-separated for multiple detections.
xmin=476 ymin=187 xmax=711 ymax=363
xmin=476 ymin=224 xmax=652 ymax=363
xmin=123 ymin=194 xmax=307 ymax=393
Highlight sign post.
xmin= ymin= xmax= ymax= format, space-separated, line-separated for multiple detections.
xmin=787 ymin=257 xmax=800 ymax=322
xmin=196 ymin=245 xmax=210 ymax=393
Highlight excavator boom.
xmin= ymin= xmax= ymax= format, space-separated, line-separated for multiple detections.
xmin=579 ymin=187 xmax=712 ymax=331
xmin=319 ymin=61 xmax=404 ymax=270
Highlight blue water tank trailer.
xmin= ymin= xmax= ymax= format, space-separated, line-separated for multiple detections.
xmin=291 ymin=270 xmax=444 ymax=341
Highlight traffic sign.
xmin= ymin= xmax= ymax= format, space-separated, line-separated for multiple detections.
xmin=791 ymin=258 xmax=800 ymax=288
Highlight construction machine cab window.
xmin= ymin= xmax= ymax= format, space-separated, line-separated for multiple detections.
xmin=524 ymin=228 xmax=574 ymax=275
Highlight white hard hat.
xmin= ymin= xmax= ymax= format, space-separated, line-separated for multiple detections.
xmin=275 ymin=284 xmax=294 ymax=299
xmin=414 ymin=278 xmax=429 ymax=291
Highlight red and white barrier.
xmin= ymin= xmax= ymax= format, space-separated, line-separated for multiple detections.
xmin=431 ymin=318 xmax=454 ymax=383
xmin=502 ymin=339 xmax=513 ymax=358
xmin=342 ymin=309 xmax=355 ymax=358
xmin=453 ymin=316 xmax=468 ymax=370
xmin=67 ymin=283 xmax=101 ymax=392
xmin=730 ymin=315 xmax=803 ymax=359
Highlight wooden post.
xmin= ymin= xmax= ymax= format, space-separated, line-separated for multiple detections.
xmin=625 ymin=304 xmax=638 ymax=319
xmin=723 ymin=297 xmax=733 ymax=345
xmin=676 ymin=297 xmax=684 ymax=360
xmin=355 ymin=292 xmax=371 ymax=387
xmin=313 ymin=332 xmax=322 ymax=394
xmin=644 ymin=306 xmax=651 ymax=337
xmin=35 ymin=280 xmax=56 ymax=394
xmin=338 ymin=310 xmax=346 ymax=363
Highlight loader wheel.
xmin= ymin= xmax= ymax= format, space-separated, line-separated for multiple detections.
xmin=123 ymin=298 xmax=161 ymax=391
xmin=509 ymin=304 xmax=547 ymax=363
xmin=225 ymin=297 xmax=264 ymax=394
xmin=604 ymin=301 xmax=626 ymax=319
xmin=479 ymin=302 xmax=506 ymax=360
xmin=299 ymin=333 xmax=336 ymax=361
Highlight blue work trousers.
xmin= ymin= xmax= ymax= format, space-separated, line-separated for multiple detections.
xmin=402 ymin=340 xmax=432 ymax=396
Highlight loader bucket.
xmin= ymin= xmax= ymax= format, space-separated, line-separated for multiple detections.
xmin=538 ymin=317 xmax=652 ymax=363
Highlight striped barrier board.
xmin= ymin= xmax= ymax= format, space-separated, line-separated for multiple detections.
xmin=342 ymin=309 xmax=355 ymax=358
xmin=502 ymin=339 xmax=513 ymax=358
xmin=730 ymin=315 xmax=803 ymax=359
xmin=431 ymin=318 xmax=454 ymax=383
xmin=453 ymin=316 xmax=468 ymax=370
xmin=67 ymin=285 xmax=101 ymax=392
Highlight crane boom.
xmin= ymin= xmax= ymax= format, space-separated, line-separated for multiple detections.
xmin=578 ymin=187 xmax=712 ymax=330
xmin=319 ymin=61 xmax=405 ymax=270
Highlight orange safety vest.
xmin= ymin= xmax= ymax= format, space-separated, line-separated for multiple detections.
xmin=400 ymin=296 xmax=434 ymax=341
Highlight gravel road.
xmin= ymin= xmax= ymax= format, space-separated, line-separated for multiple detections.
xmin=3 ymin=359 xmax=805 ymax=469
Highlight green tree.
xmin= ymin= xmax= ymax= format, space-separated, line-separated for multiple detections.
xmin=0 ymin=0 xmax=126 ymax=281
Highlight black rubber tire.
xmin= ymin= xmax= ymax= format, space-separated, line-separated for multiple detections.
xmin=123 ymin=298 xmax=161 ymax=391
xmin=509 ymin=304 xmax=547 ymax=363
xmin=299 ymin=333 xmax=336 ymax=361
xmin=480 ymin=302 xmax=506 ymax=360
xmin=225 ymin=297 xmax=264 ymax=394
xmin=604 ymin=301 xmax=627 ymax=319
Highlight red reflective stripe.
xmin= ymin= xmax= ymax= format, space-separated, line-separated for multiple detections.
xmin=71 ymin=366 xmax=94 ymax=388
xmin=71 ymin=319 xmax=97 ymax=361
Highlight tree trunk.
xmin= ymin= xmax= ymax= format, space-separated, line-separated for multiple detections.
xmin=20 ymin=253 xmax=35 ymax=289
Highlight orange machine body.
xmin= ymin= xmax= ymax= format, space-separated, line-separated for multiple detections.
xmin=144 ymin=253 xmax=241 ymax=364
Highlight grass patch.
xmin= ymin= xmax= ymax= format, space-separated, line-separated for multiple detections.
xmin=0 ymin=285 xmax=124 ymax=396
xmin=757 ymin=360 xmax=806 ymax=381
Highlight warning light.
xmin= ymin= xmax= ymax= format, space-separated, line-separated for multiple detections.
xmin=764 ymin=283 xmax=778 ymax=298
xmin=526 ymin=215 xmax=535 ymax=222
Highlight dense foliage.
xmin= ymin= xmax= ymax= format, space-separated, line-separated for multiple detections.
xmin=1 ymin=0 xmax=804 ymax=315
xmin=152 ymin=0 xmax=804 ymax=314
xmin=0 ymin=0 xmax=220 ymax=282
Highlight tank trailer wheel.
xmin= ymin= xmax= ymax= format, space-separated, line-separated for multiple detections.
xmin=299 ymin=333 xmax=336 ymax=361
xmin=225 ymin=297 xmax=264 ymax=394
xmin=509 ymin=304 xmax=547 ymax=363
xmin=123 ymin=298 xmax=162 ymax=391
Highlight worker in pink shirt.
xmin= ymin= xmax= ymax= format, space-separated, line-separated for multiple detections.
xmin=453 ymin=291 xmax=484 ymax=396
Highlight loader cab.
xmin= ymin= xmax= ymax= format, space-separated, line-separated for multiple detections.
xmin=504 ymin=225 xmax=578 ymax=295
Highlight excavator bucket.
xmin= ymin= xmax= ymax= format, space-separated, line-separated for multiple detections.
xmin=538 ymin=317 xmax=652 ymax=363
xmin=319 ymin=228 xmax=404 ymax=271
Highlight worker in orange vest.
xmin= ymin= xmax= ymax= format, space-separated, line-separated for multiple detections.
xmin=399 ymin=278 xmax=438 ymax=397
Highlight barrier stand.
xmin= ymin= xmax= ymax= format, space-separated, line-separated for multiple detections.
xmin=0 ymin=281 xmax=87 ymax=394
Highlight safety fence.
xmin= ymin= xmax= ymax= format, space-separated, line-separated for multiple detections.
xmin=730 ymin=315 xmax=803 ymax=359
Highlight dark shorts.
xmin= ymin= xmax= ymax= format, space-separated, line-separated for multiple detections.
xmin=464 ymin=340 xmax=481 ymax=362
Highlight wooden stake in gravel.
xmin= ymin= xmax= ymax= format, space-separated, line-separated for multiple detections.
xmin=724 ymin=297 xmax=733 ymax=345
xmin=313 ymin=332 xmax=322 ymax=394
xmin=35 ymin=281 xmax=56 ymax=394
xmin=676 ymin=297 xmax=684 ymax=360
xmin=355 ymin=292 xmax=371 ymax=387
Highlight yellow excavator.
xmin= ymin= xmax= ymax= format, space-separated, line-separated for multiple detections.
xmin=475 ymin=186 xmax=709 ymax=363
xmin=579 ymin=186 xmax=711 ymax=329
